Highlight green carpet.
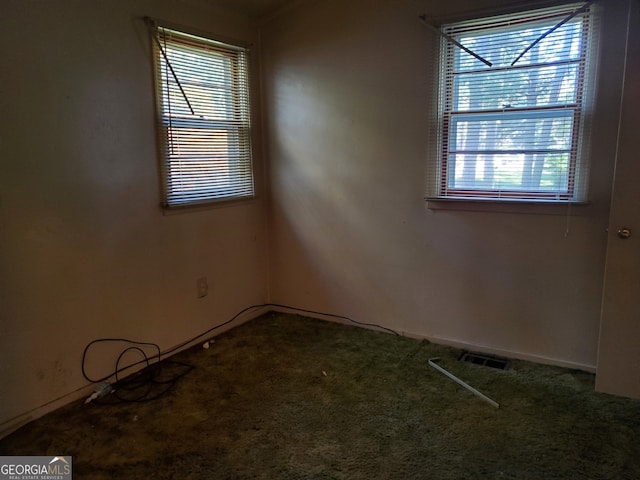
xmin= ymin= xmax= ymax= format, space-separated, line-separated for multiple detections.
xmin=2 ymin=312 xmax=639 ymax=479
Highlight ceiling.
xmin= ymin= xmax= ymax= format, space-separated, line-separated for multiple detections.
xmin=207 ymin=0 xmax=300 ymax=19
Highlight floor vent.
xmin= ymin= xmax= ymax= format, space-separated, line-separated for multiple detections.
xmin=459 ymin=352 xmax=510 ymax=370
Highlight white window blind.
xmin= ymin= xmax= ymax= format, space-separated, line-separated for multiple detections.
xmin=430 ymin=2 xmax=597 ymax=202
xmin=152 ymin=26 xmax=254 ymax=207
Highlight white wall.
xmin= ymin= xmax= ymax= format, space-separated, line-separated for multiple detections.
xmin=0 ymin=0 xmax=269 ymax=432
xmin=262 ymin=0 xmax=628 ymax=369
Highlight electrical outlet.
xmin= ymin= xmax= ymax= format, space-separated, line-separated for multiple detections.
xmin=197 ymin=277 xmax=208 ymax=298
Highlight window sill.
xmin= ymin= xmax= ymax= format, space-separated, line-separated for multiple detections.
xmin=161 ymin=196 xmax=256 ymax=215
xmin=425 ymin=197 xmax=591 ymax=215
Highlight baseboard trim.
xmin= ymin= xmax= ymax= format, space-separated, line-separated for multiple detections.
xmin=400 ymin=329 xmax=597 ymax=373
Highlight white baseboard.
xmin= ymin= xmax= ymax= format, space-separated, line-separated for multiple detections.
xmin=400 ymin=329 xmax=596 ymax=373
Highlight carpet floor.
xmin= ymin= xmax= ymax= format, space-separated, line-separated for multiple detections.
xmin=1 ymin=312 xmax=639 ymax=479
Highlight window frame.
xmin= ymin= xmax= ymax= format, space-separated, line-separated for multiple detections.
xmin=150 ymin=23 xmax=255 ymax=209
xmin=430 ymin=2 xmax=596 ymax=205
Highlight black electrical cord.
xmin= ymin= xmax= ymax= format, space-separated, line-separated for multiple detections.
xmin=81 ymin=303 xmax=397 ymax=403
xmin=158 ymin=303 xmax=398 ymax=360
xmin=111 ymin=358 xmax=193 ymax=403
xmin=82 ymin=338 xmax=161 ymax=384
xmin=266 ymin=303 xmax=400 ymax=337
xmin=81 ymin=338 xmax=194 ymax=403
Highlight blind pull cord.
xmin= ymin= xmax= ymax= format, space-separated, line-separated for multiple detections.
xmin=511 ymin=1 xmax=593 ymax=66
xmin=144 ymin=17 xmax=196 ymax=116
xmin=418 ymin=15 xmax=492 ymax=67
xmin=162 ymin=33 xmax=174 ymax=158
xmin=153 ymin=33 xmax=196 ymax=115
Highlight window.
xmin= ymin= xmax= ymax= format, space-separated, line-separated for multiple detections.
xmin=430 ymin=3 xmax=596 ymax=202
xmin=151 ymin=25 xmax=254 ymax=207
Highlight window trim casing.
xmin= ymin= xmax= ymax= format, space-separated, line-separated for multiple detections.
xmin=149 ymin=20 xmax=255 ymax=210
xmin=429 ymin=2 xmax=597 ymax=205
